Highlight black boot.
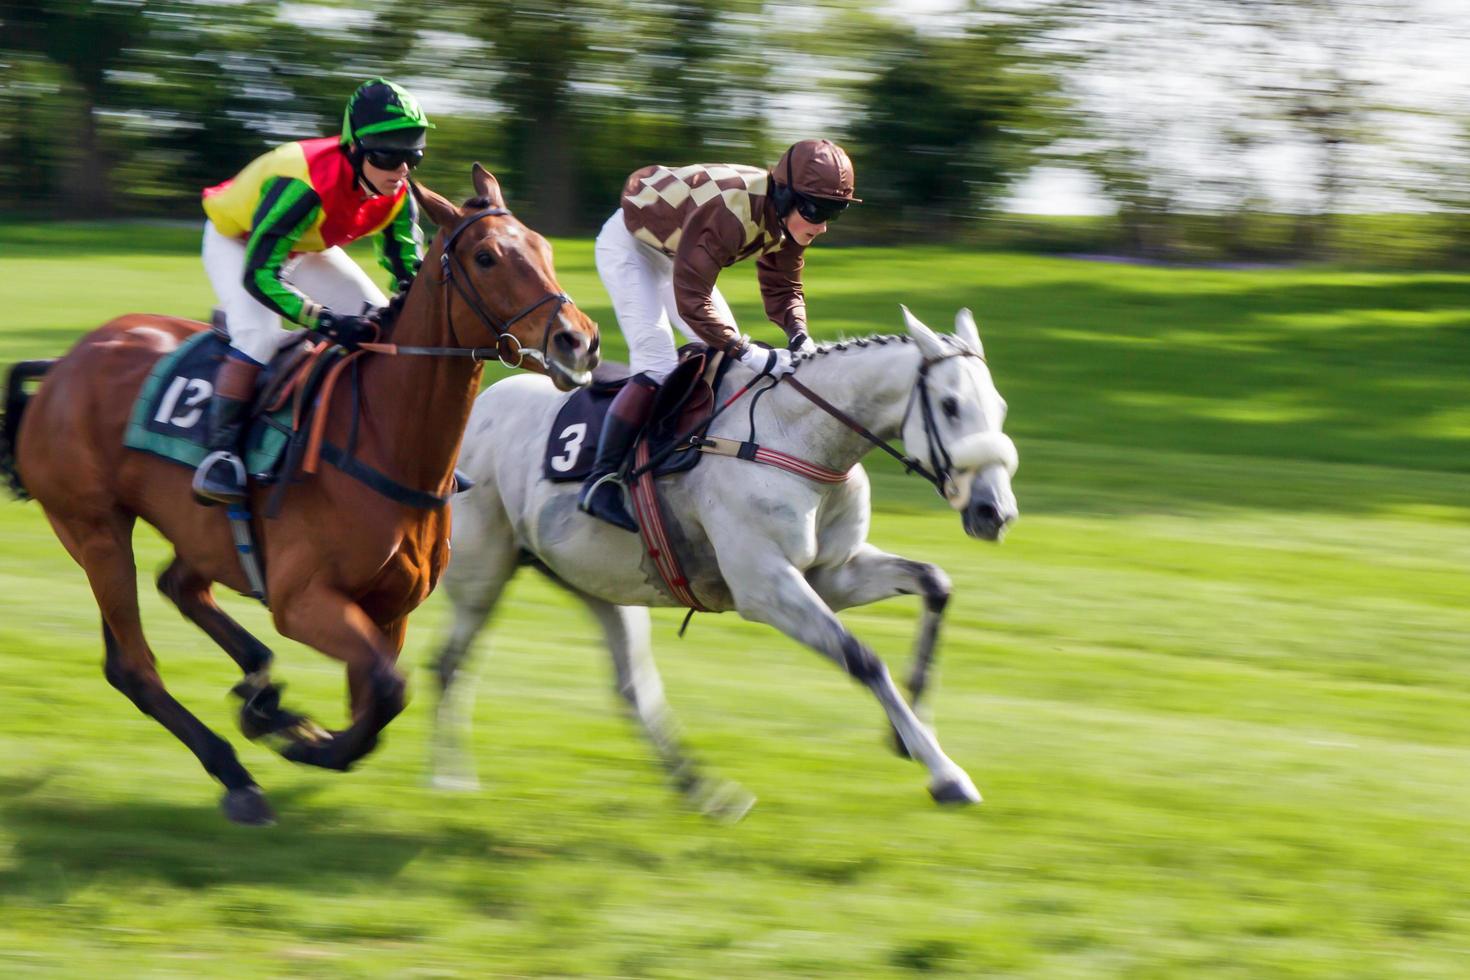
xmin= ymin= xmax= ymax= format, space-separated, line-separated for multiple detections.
xmin=192 ymin=357 xmax=260 ymax=505
xmin=578 ymin=374 xmax=658 ymax=532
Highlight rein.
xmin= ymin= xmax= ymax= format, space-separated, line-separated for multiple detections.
xmin=784 ymin=348 xmax=982 ymax=498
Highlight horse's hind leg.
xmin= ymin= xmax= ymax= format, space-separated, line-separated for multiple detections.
xmin=806 ymin=545 xmax=952 ymax=758
xmin=156 ymin=558 xmax=326 ymax=747
xmin=566 ymin=590 xmax=754 ymax=822
xmin=46 ymin=511 xmax=272 ymax=825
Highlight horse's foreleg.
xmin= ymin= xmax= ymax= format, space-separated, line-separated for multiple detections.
xmin=156 ymin=558 xmax=325 ymax=745
xmin=806 ymin=546 xmax=952 ymax=758
xmin=47 ymin=511 xmax=272 ymax=824
xmin=571 ymin=592 xmax=754 ymax=821
xmin=270 ymin=586 xmax=406 ymax=771
xmin=728 ymin=557 xmax=979 ymax=805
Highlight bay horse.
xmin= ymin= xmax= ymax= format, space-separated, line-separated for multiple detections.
xmin=429 ymin=308 xmax=1017 ymax=816
xmin=0 ymin=166 xmax=598 ymax=825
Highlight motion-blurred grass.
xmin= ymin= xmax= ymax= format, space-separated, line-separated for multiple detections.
xmin=0 ymin=220 xmax=1467 ymax=977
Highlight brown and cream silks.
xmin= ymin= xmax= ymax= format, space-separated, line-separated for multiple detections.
xmin=619 ymin=163 xmax=805 ymax=353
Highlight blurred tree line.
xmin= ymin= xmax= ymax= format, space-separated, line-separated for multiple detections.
xmin=1 ymin=0 xmax=1465 ymax=262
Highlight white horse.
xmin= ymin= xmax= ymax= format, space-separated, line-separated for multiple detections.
xmin=430 ymin=307 xmax=1019 ymax=815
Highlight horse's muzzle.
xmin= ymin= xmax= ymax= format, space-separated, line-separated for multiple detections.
xmin=961 ymin=474 xmax=1017 ymax=542
xmin=547 ymin=323 xmax=599 ymax=391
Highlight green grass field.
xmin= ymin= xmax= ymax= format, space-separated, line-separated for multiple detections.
xmin=1 ymin=220 xmax=1467 ymax=977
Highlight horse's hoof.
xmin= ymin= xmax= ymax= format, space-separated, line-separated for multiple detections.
xmin=280 ymin=733 xmax=357 ymax=772
xmin=928 ymin=772 xmax=982 ymax=806
xmin=222 ymin=786 xmax=276 ymax=826
xmin=694 ymin=780 xmax=756 ymax=824
xmin=429 ymin=771 xmax=481 ymax=792
xmin=233 ymin=681 xmax=325 ymax=744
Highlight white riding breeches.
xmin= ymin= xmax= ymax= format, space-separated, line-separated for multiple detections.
xmin=201 ymin=222 xmax=388 ymax=365
xmin=594 ymin=211 xmax=737 ymax=382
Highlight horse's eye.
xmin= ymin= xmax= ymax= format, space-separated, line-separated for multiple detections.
xmin=475 ymin=251 xmax=496 ymax=268
xmin=940 ymin=396 xmax=960 ymax=421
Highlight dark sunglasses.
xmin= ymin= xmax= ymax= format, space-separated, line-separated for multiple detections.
xmin=795 ymin=193 xmax=849 ymax=224
xmin=364 ymin=148 xmax=424 ymax=171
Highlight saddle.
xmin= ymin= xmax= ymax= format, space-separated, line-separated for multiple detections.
xmin=542 ymin=344 xmax=734 ymax=483
xmin=123 ymin=323 xmax=345 ymax=484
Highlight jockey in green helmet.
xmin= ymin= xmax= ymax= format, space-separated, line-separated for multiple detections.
xmin=193 ymin=78 xmax=433 ymax=504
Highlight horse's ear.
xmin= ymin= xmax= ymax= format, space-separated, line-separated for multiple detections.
xmin=471 ymin=163 xmax=505 ymax=208
xmin=412 ymin=181 xmax=460 ymax=230
xmin=900 ymin=305 xmax=945 ymax=360
xmin=955 ymin=308 xmax=984 ymax=358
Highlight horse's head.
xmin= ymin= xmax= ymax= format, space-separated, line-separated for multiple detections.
xmin=413 ymin=165 xmax=599 ymax=390
xmin=899 ymin=306 xmax=1019 ymax=541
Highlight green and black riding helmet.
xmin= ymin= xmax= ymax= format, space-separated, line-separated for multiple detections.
xmin=341 ymin=78 xmax=434 ymax=193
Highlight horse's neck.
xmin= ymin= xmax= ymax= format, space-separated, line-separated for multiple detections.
xmin=356 ymin=260 xmax=483 ymax=491
xmin=761 ymin=341 xmax=921 ymax=472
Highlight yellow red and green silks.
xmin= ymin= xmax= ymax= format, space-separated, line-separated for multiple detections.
xmin=202 ymin=137 xmax=421 ymax=327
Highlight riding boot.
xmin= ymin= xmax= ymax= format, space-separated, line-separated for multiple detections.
xmin=192 ymin=356 xmax=261 ymax=505
xmin=578 ymin=373 xmax=659 ymax=532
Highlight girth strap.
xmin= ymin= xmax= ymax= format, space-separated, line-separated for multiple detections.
xmin=629 ymin=440 xmax=708 ymax=611
xmin=318 ymin=443 xmax=453 ymax=510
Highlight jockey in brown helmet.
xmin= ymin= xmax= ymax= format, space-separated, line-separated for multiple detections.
xmin=579 ymin=138 xmax=860 ymax=531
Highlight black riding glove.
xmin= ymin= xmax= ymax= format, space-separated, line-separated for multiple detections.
xmin=313 ymin=310 xmax=378 ymax=351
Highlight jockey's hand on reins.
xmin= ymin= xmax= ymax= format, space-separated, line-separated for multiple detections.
xmin=739 ymin=343 xmax=797 ymax=378
xmin=314 ymin=310 xmax=377 ymax=351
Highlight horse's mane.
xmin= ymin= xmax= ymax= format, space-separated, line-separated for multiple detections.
xmin=793 ymin=333 xmax=911 ymax=368
xmin=794 ymin=332 xmax=981 ymax=369
xmin=373 ymin=286 xmax=412 ymax=335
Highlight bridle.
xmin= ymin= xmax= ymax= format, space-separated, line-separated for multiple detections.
xmin=784 ymin=347 xmax=984 ymax=499
xmin=366 ymin=204 xmax=576 ymax=370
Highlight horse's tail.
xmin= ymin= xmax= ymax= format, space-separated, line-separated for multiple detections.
xmin=1 ymin=360 xmax=54 ymax=500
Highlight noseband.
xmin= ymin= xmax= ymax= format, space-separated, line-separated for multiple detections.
xmin=429 ymin=205 xmax=573 ymax=370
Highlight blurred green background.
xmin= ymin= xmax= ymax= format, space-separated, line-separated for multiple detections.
xmin=2 ymin=0 xmax=1469 ymax=976
xmin=3 ymin=0 xmax=1470 ymax=262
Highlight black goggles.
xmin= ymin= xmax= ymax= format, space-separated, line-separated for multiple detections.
xmin=363 ymin=148 xmax=424 ymax=171
xmin=794 ymin=192 xmax=850 ymax=224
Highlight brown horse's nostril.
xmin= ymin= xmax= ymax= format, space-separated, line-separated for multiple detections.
xmin=552 ymin=330 xmax=579 ymax=355
xmin=589 ymin=333 xmax=600 ymax=356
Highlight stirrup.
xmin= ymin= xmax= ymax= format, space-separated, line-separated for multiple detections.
xmin=582 ymin=470 xmax=624 ymax=498
xmin=579 ymin=472 xmax=638 ymax=532
xmin=193 ymin=449 xmax=248 ymax=504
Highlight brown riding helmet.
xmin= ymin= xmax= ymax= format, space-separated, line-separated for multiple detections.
xmin=775 ymin=139 xmax=861 ymax=202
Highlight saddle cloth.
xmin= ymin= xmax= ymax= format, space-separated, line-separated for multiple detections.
xmin=542 ymin=345 xmax=733 ymax=483
xmin=123 ymin=330 xmax=312 ymax=479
